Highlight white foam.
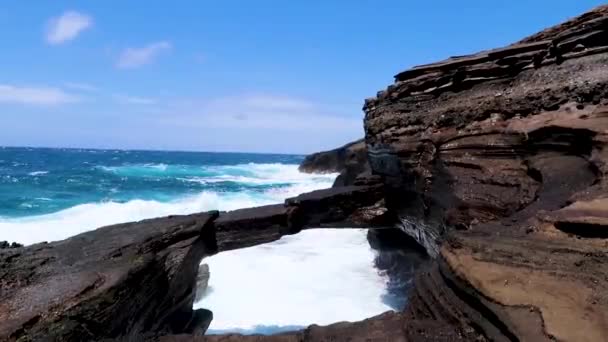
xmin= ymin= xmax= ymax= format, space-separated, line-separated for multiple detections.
xmin=0 ymin=165 xmax=336 ymax=245
xmin=195 ymin=229 xmax=391 ymax=333
xmin=28 ymin=171 xmax=49 ymax=176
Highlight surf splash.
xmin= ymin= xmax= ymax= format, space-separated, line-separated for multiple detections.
xmin=0 ymin=162 xmax=336 ymax=245
xmin=194 ymin=229 xmax=396 ymax=335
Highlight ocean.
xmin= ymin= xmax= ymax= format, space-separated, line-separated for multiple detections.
xmin=0 ymin=147 xmax=335 ymax=245
xmin=0 ymin=146 xmax=409 ymax=335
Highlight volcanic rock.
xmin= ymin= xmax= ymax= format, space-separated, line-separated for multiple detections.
xmin=363 ymin=4 xmax=608 ymax=341
xmin=299 ymin=139 xmax=370 ymax=187
xmin=0 ymin=212 xmax=219 ymax=341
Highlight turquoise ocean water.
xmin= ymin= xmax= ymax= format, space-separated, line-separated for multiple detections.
xmin=0 ymin=147 xmax=336 ymax=244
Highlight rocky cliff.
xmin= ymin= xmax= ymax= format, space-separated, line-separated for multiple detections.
xmin=363 ymin=4 xmax=608 ymax=341
xmin=298 ymin=139 xmax=370 ymax=187
xmin=2 ymin=5 xmax=608 ymax=342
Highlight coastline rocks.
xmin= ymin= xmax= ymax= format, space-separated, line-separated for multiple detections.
xmin=214 ymin=204 xmax=294 ymax=252
xmin=299 ymin=139 xmax=370 ymax=187
xmin=364 ymin=4 xmax=608 ymax=341
xmin=158 ymin=312 xmax=413 ymax=342
xmin=0 ymin=212 xmax=219 ymax=341
xmin=0 ymin=241 xmax=22 ymax=249
xmin=0 ymin=183 xmax=392 ymax=341
xmin=4 ymin=5 xmax=608 ymax=342
xmin=194 ymin=264 xmax=210 ymax=303
xmin=286 ymin=185 xmax=393 ymax=228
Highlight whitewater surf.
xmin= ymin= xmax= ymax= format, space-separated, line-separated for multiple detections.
xmin=0 ymin=148 xmax=336 ymax=245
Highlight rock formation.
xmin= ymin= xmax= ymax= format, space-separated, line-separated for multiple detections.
xmin=0 ymin=241 xmax=23 ymax=249
xmin=299 ymin=139 xmax=370 ymax=187
xmin=0 ymin=184 xmax=388 ymax=341
xmin=0 ymin=212 xmax=219 ymax=341
xmin=2 ymin=5 xmax=608 ymax=342
xmin=363 ymin=4 xmax=608 ymax=341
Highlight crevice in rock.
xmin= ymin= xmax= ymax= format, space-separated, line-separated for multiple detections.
xmin=554 ymin=221 xmax=608 ymax=238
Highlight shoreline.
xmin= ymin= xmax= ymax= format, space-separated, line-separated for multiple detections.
xmin=2 ymin=4 xmax=608 ymax=341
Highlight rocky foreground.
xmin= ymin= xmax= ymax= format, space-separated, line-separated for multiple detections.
xmin=0 ymin=185 xmax=389 ymax=341
xmin=2 ymin=5 xmax=608 ymax=342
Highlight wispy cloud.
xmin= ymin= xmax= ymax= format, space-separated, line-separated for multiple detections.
xmin=116 ymin=41 xmax=172 ymax=69
xmin=45 ymin=11 xmax=93 ymax=45
xmin=113 ymin=94 xmax=157 ymax=105
xmin=151 ymin=93 xmax=362 ymax=153
xmin=0 ymin=85 xmax=80 ymax=105
xmin=239 ymin=94 xmax=314 ymax=111
xmin=160 ymin=93 xmax=361 ymax=131
xmin=63 ymin=82 xmax=98 ymax=92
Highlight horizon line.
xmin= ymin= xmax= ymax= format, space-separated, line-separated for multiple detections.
xmin=0 ymin=144 xmax=307 ymax=157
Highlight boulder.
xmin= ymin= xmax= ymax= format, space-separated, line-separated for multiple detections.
xmin=299 ymin=139 xmax=370 ymax=187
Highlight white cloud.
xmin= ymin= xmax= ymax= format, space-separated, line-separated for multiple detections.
xmin=113 ymin=94 xmax=157 ymax=105
xmin=0 ymin=85 xmax=79 ymax=105
xmin=116 ymin=41 xmax=172 ymax=69
xmin=159 ymin=93 xmax=361 ymax=131
xmin=45 ymin=11 xmax=93 ymax=45
xmin=240 ymin=94 xmax=314 ymax=111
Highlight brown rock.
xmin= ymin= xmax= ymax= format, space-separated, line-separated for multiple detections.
xmin=299 ymin=139 xmax=371 ymax=187
xmin=363 ymin=4 xmax=608 ymax=341
xmin=0 ymin=212 xmax=219 ymax=341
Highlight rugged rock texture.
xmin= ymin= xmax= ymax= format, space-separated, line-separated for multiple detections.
xmin=0 ymin=184 xmax=391 ymax=341
xmin=159 ymin=312 xmax=410 ymax=342
xmin=286 ymin=185 xmax=393 ymax=228
xmin=299 ymin=139 xmax=371 ymax=187
xmin=363 ymin=5 xmax=608 ymax=341
xmin=213 ymin=184 xmax=393 ymax=254
xmin=4 ymin=6 xmax=608 ymax=342
xmin=0 ymin=213 xmax=219 ymax=341
xmin=0 ymin=241 xmax=22 ymax=249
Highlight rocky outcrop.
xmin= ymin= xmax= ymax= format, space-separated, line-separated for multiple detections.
xmin=4 ymin=5 xmax=608 ymax=342
xmin=286 ymin=185 xmax=393 ymax=227
xmin=363 ymin=4 xmax=608 ymax=341
xmin=0 ymin=212 xmax=219 ymax=341
xmin=0 ymin=241 xmax=22 ymax=249
xmin=299 ymin=139 xmax=371 ymax=187
xmin=161 ymin=312 xmax=412 ymax=342
xmin=0 ymin=184 xmax=390 ymax=341
xmin=213 ymin=184 xmax=392 ymax=254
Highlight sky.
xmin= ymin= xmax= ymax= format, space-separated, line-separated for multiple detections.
xmin=0 ymin=0 xmax=605 ymax=154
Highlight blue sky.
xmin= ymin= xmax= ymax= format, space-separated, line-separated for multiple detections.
xmin=0 ymin=1 xmax=604 ymax=154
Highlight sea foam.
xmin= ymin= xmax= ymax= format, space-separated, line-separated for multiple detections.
xmin=0 ymin=164 xmax=336 ymax=245
xmin=195 ymin=229 xmax=392 ymax=335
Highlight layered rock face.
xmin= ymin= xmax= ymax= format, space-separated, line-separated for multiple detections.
xmin=0 ymin=213 xmax=219 ymax=341
xmin=299 ymin=139 xmax=371 ymax=187
xmin=364 ymin=5 xmax=608 ymax=341
xmin=3 ymin=6 xmax=608 ymax=342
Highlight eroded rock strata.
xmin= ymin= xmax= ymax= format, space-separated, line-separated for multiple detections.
xmin=299 ymin=139 xmax=370 ymax=187
xmin=2 ymin=5 xmax=608 ymax=342
xmin=363 ymin=5 xmax=608 ymax=341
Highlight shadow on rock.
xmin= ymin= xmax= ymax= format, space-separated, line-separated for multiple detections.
xmin=367 ymin=228 xmax=428 ymax=311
